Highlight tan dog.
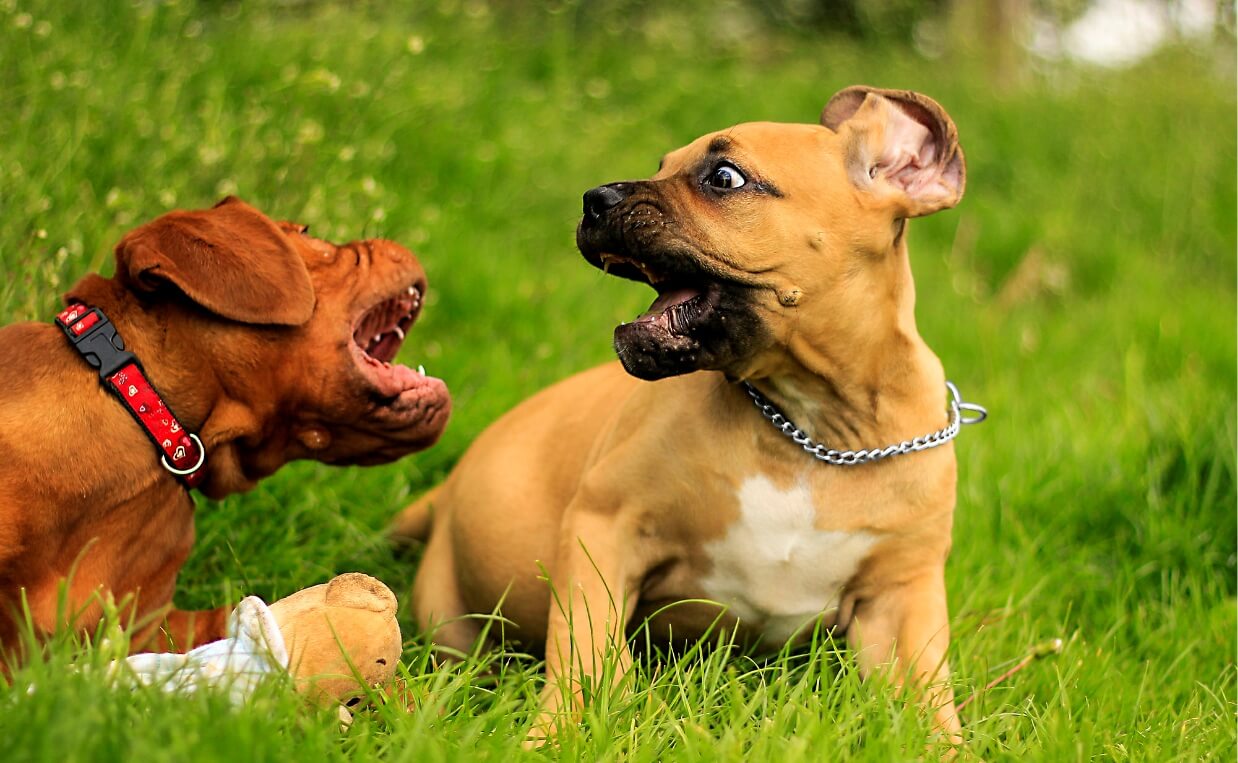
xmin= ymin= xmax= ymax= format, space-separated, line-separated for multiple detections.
xmin=0 ymin=197 xmax=449 ymax=661
xmin=392 ymin=86 xmax=974 ymax=741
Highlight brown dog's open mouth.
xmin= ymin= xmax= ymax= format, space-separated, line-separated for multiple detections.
xmin=349 ymin=282 xmax=436 ymax=398
xmin=326 ymin=272 xmax=451 ymax=459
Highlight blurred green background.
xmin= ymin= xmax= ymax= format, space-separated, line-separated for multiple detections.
xmin=0 ymin=0 xmax=1234 ymax=760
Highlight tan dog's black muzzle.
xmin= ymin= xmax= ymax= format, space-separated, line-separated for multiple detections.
xmin=575 ymin=177 xmax=770 ymax=381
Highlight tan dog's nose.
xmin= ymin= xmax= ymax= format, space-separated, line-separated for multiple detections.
xmin=582 ymin=183 xmax=630 ymax=225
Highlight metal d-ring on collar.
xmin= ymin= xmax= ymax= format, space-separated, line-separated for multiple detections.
xmin=161 ymin=433 xmax=207 ymax=476
xmin=741 ymin=380 xmax=987 ymax=466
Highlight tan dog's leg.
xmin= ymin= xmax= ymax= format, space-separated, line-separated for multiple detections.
xmin=531 ymin=509 xmax=635 ymax=744
xmin=847 ymin=573 xmax=961 ymax=745
xmin=412 ymin=518 xmax=482 ymax=655
xmin=390 ymin=485 xmax=440 ymax=545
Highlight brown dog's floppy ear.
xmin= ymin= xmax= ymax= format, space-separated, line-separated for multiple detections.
xmin=821 ymin=86 xmax=965 ymax=218
xmin=115 ymin=196 xmax=315 ymax=326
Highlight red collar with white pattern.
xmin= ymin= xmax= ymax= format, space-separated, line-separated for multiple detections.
xmin=56 ymin=302 xmax=207 ymax=490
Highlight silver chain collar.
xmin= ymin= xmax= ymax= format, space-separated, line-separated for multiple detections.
xmin=741 ymin=380 xmax=987 ymax=466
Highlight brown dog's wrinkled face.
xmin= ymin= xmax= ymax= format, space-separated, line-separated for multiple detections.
xmin=272 ymin=214 xmax=450 ymax=465
xmin=277 ymin=220 xmax=451 ymax=466
xmin=576 ymin=86 xmax=965 ymax=381
xmin=105 ymin=196 xmax=450 ymax=480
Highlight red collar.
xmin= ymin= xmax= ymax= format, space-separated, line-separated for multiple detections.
xmin=55 ymin=302 xmax=207 ymax=490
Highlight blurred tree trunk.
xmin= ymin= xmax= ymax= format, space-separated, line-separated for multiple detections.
xmin=948 ymin=0 xmax=1030 ymax=88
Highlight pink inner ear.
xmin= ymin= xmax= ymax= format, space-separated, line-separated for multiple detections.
xmin=866 ymin=98 xmax=960 ymax=213
xmin=876 ymin=106 xmax=946 ymax=198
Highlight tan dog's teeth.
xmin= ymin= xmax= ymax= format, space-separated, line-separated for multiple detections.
xmin=373 ymin=334 xmax=383 ymax=344
xmin=393 ymin=326 xmax=405 ymax=340
xmin=417 ymin=364 xmax=426 ymax=375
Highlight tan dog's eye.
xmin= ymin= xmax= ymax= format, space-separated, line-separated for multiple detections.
xmin=707 ymin=163 xmax=746 ymax=190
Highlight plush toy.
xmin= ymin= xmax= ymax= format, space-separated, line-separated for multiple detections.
xmin=116 ymin=573 xmax=401 ymax=713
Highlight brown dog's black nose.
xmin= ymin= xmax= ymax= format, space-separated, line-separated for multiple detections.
xmin=582 ymin=183 xmax=629 ymax=224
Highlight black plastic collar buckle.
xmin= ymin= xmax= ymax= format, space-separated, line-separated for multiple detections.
xmin=58 ymin=308 xmax=137 ymax=380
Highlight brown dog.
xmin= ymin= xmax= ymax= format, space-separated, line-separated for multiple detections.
xmin=392 ymin=86 xmax=977 ymax=741
xmin=0 ymin=197 xmax=449 ymax=661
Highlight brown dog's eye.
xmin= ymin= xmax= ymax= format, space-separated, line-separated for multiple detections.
xmin=707 ymin=163 xmax=746 ymax=190
xmin=376 ymin=658 xmax=387 ymax=665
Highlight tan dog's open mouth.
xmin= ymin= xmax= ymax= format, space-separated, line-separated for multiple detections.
xmin=582 ymin=237 xmax=762 ymax=379
xmin=575 ymin=183 xmax=769 ymax=380
xmin=598 ymin=252 xmax=720 ymax=337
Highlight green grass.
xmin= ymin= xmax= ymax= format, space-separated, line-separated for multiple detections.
xmin=1 ymin=1 xmax=1234 ymax=760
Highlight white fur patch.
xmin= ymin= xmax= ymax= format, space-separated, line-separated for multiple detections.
xmin=701 ymin=474 xmax=876 ymax=643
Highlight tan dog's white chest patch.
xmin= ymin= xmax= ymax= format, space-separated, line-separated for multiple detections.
xmin=701 ymin=475 xmax=876 ymax=643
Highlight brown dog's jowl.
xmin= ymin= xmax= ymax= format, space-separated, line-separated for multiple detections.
xmin=392 ymin=86 xmax=978 ymax=744
xmin=0 ymin=196 xmax=449 ymax=660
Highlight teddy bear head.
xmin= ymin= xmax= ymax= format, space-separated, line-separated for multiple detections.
xmin=268 ymin=572 xmax=402 ymax=705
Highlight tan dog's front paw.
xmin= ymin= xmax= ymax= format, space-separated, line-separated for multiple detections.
xmin=521 ymin=720 xmax=556 ymax=751
xmin=521 ymin=681 xmax=575 ymax=749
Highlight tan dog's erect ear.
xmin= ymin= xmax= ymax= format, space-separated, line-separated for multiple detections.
xmin=114 ymin=196 xmax=315 ymax=325
xmin=821 ymin=86 xmax=965 ymax=218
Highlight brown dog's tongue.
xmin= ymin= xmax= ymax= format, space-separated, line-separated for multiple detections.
xmin=637 ymin=287 xmax=701 ymax=324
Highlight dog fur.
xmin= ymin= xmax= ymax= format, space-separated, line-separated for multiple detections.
xmin=392 ymin=85 xmax=970 ymax=742
xmin=0 ymin=197 xmax=449 ymax=661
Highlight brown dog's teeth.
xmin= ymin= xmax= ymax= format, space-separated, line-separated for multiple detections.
xmin=393 ymin=326 xmax=405 ymax=340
